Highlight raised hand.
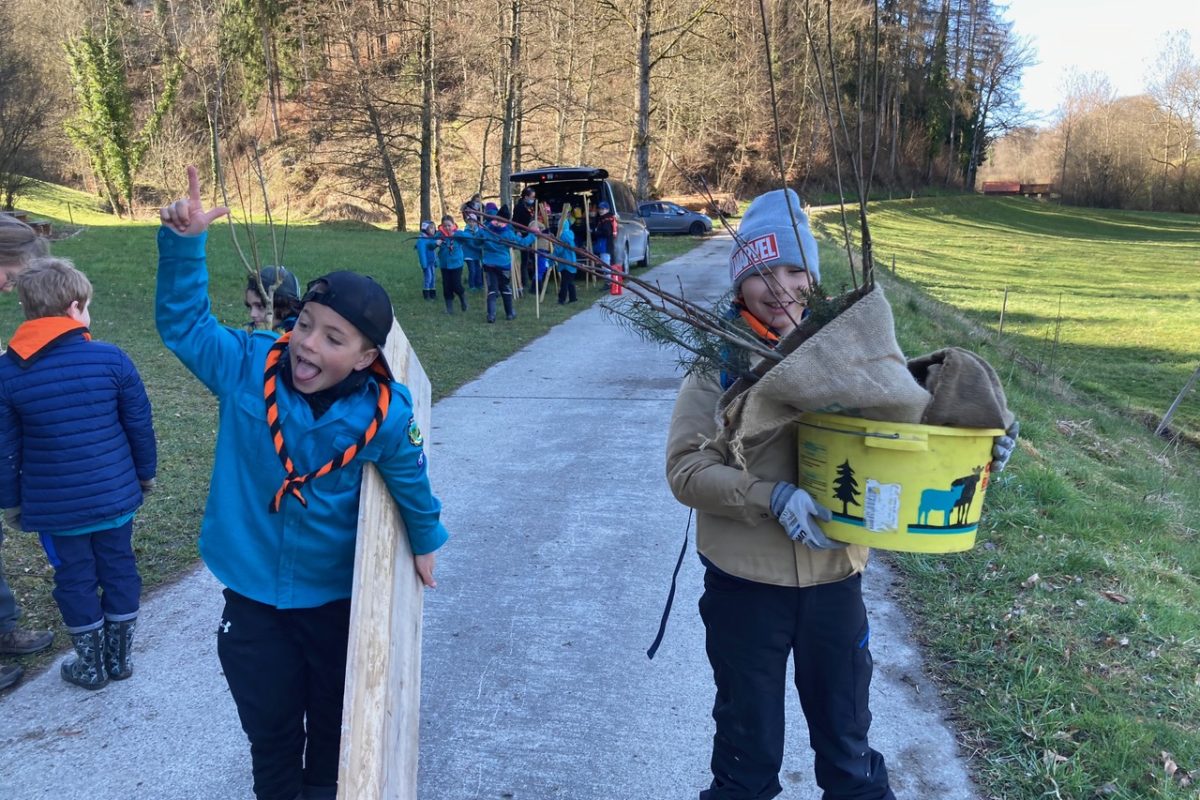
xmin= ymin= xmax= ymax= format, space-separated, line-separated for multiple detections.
xmin=159 ymin=165 xmax=229 ymax=236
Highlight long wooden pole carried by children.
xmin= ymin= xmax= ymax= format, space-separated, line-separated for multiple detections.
xmin=338 ymin=320 xmax=431 ymax=800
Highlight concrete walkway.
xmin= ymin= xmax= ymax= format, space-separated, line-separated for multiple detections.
xmin=0 ymin=236 xmax=979 ymax=799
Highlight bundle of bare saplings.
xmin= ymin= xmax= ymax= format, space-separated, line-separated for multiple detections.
xmin=498 ymin=196 xmax=1017 ymax=552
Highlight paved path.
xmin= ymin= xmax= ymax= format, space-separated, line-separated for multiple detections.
xmin=0 ymin=236 xmax=979 ymax=799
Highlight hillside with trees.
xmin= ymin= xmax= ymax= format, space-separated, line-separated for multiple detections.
xmin=5 ymin=0 xmax=1040 ymax=227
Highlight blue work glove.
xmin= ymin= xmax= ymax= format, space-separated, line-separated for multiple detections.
xmin=769 ymin=483 xmax=844 ymax=550
xmin=991 ymin=420 xmax=1020 ymax=473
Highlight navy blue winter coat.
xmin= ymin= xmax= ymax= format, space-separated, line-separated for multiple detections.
xmin=0 ymin=319 xmax=157 ymax=533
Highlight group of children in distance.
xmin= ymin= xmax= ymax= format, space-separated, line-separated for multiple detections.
xmin=414 ymin=192 xmax=610 ymax=322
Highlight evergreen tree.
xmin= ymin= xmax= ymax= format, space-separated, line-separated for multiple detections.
xmin=833 ymin=459 xmax=860 ymax=516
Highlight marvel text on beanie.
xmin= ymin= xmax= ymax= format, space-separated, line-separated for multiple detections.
xmin=729 ymin=189 xmax=820 ymax=289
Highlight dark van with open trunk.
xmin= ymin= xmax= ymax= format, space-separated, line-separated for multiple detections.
xmin=509 ymin=166 xmax=651 ymax=270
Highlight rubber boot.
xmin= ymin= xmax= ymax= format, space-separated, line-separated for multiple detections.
xmin=429 ymin=288 xmax=437 ymax=301
xmin=486 ymin=290 xmax=497 ymax=323
xmin=460 ymin=294 xmax=468 ymax=312
xmin=62 ymin=628 xmax=108 ymax=690
xmin=502 ymin=292 xmax=515 ymax=320
xmin=104 ymin=617 xmax=136 ymax=681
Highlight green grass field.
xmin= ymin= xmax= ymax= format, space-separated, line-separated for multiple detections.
xmin=0 ymin=194 xmax=703 ymax=675
xmin=816 ymin=196 xmax=1200 ymax=440
xmin=814 ymin=197 xmax=1200 ymax=800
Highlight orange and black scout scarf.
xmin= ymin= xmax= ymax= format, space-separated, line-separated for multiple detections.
xmin=736 ymin=306 xmax=781 ymax=345
xmin=263 ymin=331 xmax=392 ymax=512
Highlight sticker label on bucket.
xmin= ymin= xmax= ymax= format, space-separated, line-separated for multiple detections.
xmin=863 ymin=480 xmax=901 ymax=532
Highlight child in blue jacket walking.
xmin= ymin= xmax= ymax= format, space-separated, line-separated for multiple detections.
xmin=415 ymin=220 xmax=439 ymax=300
xmin=460 ymin=211 xmax=485 ymax=290
xmin=554 ymin=203 xmax=579 ymax=305
xmin=0 ymin=258 xmax=157 ymax=690
xmin=157 ymin=167 xmax=448 ymax=800
xmin=436 ymin=215 xmax=468 ymax=314
xmin=469 ymin=203 xmax=537 ymax=323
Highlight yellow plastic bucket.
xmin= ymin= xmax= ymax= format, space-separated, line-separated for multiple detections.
xmin=795 ymin=412 xmax=1004 ymax=553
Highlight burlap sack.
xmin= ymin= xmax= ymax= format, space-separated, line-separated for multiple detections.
xmin=719 ymin=286 xmax=931 ymax=464
xmin=907 ymin=347 xmax=1014 ymax=429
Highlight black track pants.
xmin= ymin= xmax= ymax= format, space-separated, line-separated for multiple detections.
xmin=217 ymin=589 xmax=351 ymax=800
xmin=698 ymin=570 xmax=894 ymax=800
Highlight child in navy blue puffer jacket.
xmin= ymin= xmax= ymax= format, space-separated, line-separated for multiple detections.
xmin=0 ymin=258 xmax=157 ymax=691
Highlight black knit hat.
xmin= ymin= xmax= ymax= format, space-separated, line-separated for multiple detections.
xmin=247 ymin=265 xmax=300 ymax=300
xmin=301 ymin=271 xmax=395 ymax=379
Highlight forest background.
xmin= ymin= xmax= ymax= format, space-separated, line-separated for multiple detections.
xmin=0 ymin=0 xmax=1198 ymax=229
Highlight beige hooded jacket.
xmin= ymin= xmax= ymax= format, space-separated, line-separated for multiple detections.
xmin=666 ymin=370 xmax=869 ymax=587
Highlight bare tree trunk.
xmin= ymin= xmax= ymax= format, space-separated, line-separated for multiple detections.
xmin=634 ymin=0 xmax=652 ymax=199
xmin=577 ymin=39 xmax=597 ymax=163
xmin=261 ymin=19 xmax=282 ymax=141
xmin=499 ymin=0 xmax=522 ymax=203
xmin=419 ymin=0 xmax=434 ymax=222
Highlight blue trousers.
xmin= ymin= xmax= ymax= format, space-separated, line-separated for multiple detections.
xmin=466 ymin=259 xmax=483 ymax=288
xmin=40 ymin=519 xmax=140 ymax=632
xmin=0 ymin=524 xmax=19 ymax=633
xmin=698 ymin=569 xmax=894 ymax=800
xmin=421 ymin=264 xmax=436 ymax=291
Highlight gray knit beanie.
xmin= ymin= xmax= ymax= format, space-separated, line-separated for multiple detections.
xmin=729 ymin=189 xmax=819 ymax=289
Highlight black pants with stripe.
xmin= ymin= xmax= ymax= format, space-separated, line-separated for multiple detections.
xmin=218 ymin=589 xmax=351 ymax=800
xmin=698 ymin=570 xmax=894 ymax=800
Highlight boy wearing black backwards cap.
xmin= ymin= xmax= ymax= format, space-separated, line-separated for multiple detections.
xmin=156 ymin=168 xmax=448 ymax=800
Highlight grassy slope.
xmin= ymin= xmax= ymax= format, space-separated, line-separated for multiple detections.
xmin=814 ymin=197 xmax=1200 ymax=800
xmin=1 ymin=193 xmax=702 ymax=674
xmin=818 ymin=196 xmax=1200 ymax=440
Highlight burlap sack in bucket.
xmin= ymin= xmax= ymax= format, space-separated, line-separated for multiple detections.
xmin=717 ymin=286 xmax=931 ymax=465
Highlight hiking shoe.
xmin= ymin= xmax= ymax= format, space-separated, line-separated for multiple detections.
xmin=0 ymin=664 xmax=22 ymax=691
xmin=0 ymin=627 xmax=54 ymax=655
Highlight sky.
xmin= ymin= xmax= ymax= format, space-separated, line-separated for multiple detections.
xmin=1001 ymin=0 xmax=1200 ymax=123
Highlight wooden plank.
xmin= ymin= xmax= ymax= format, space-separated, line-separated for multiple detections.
xmin=338 ymin=318 xmax=431 ymax=800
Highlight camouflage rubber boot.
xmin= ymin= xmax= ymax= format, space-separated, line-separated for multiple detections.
xmin=104 ymin=618 xmax=136 ymax=681
xmin=61 ymin=628 xmax=108 ymax=690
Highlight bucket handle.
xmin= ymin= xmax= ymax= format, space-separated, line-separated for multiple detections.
xmin=799 ymin=420 xmax=929 ymax=452
xmin=864 ymin=435 xmax=927 ymax=452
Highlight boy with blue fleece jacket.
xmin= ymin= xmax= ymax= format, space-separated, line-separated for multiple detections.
xmin=435 ymin=215 xmax=467 ymax=314
xmin=460 ymin=212 xmax=484 ymax=289
xmin=415 ymin=220 xmax=439 ymax=300
xmin=157 ymin=167 xmax=447 ymax=800
xmin=554 ymin=203 xmax=579 ymax=305
xmin=0 ymin=258 xmax=157 ymax=691
xmin=465 ymin=202 xmax=536 ymax=323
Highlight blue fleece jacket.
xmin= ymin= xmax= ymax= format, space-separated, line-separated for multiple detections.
xmin=553 ymin=227 xmax=578 ymax=274
xmin=457 ymin=226 xmax=484 ymax=262
xmin=435 ymin=232 xmax=465 ymax=270
xmin=0 ymin=322 xmax=156 ymax=533
xmin=156 ymin=228 xmax=448 ymax=609
xmin=415 ymin=235 xmax=439 ymax=270
xmin=470 ymin=224 xmax=537 ymax=269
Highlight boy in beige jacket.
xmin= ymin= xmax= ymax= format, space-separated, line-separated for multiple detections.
xmin=666 ymin=189 xmax=894 ymax=800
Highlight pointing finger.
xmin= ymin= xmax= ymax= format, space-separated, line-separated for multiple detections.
xmin=187 ymin=165 xmax=200 ymax=204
